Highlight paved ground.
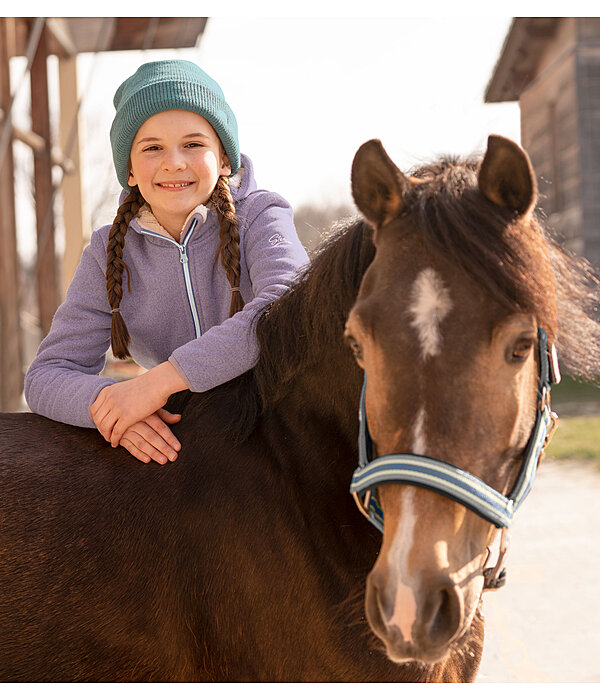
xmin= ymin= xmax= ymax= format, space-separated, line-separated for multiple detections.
xmin=476 ymin=458 xmax=600 ymax=683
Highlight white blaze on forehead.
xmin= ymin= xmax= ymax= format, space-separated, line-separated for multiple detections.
xmin=408 ymin=268 xmax=453 ymax=360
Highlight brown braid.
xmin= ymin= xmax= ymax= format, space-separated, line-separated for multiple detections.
xmin=210 ymin=175 xmax=245 ymax=317
xmin=106 ymin=185 xmax=145 ymax=359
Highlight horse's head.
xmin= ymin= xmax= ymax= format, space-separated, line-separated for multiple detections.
xmin=345 ymin=136 xmax=558 ymax=664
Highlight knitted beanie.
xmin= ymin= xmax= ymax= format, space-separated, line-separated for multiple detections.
xmin=110 ymin=60 xmax=240 ymax=190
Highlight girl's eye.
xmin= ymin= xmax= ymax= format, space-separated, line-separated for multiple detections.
xmin=142 ymin=145 xmax=161 ymax=152
xmin=185 ymin=142 xmax=204 ymax=148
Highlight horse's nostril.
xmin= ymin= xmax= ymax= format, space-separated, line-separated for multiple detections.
xmin=421 ymin=582 xmax=462 ymax=648
xmin=367 ymin=571 xmax=393 ymax=624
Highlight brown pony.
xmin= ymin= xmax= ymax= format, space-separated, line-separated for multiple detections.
xmin=0 ymin=136 xmax=598 ymax=682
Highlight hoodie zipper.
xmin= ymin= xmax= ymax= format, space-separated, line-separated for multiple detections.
xmin=139 ymin=219 xmax=202 ymax=338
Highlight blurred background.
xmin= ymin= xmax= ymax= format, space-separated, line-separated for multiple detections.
xmin=4 ymin=15 xmax=599 ymax=402
xmin=3 ymin=14 xmax=600 ymax=449
xmin=0 ymin=14 xmax=522 ymax=405
xmin=0 ymin=13 xmax=599 ymax=682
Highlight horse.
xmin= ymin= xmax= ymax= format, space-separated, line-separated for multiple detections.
xmin=1 ymin=135 xmax=599 ymax=682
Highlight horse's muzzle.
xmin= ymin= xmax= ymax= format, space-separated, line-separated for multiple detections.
xmin=365 ymin=570 xmax=467 ymax=664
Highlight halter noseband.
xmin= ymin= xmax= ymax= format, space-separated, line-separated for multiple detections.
xmin=349 ymin=328 xmax=559 ymax=588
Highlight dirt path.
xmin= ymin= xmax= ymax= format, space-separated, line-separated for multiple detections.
xmin=476 ymin=458 xmax=600 ymax=683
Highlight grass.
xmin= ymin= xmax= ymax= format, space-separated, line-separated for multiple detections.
xmin=550 ymin=374 xmax=600 ymax=408
xmin=544 ymin=376 xmax=600 ymax=467
xmin=545 ymin=415 xmax=600 ymax=465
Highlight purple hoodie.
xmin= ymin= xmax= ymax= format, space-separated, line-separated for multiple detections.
xmin=25 ymin=154 xmax=310 ymax=428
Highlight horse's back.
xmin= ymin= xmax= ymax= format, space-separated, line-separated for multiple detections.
xmin=0 ymin=411 xmax=200 ymax=681
xmin=0 ymin=406 xmax=480 ymax=682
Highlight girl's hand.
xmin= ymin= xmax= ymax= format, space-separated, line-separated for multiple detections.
xmin=119 ymin=409 xmax=182 ymax=464
xmin=91 ymin=362 xmax=188 ymax=447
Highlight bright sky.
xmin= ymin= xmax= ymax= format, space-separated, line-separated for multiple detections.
xmin=74 ymin=14 xmax=520 ymax=214
xmin=10 ymin=4 xmax=585 ymax=260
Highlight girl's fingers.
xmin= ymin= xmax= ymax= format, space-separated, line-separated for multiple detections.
xmin=146 ymin=413 xmax=182 ymax=452
xmin=95 ymin=411 xmax=118 ymax=443
xmin=111 ymin=419 xmax=130 ymax=448
xmin=109 ymin=407 xmax=146 ymax=447
xmin=120 ymin=421 xmax=179 ymax=464
xmin=156 ymin=408 xmax=182 ymax=424
xmin=120 ymin=437 xmax=156 ymax=465
xmin=132 ymin=421 xmax=179 ymax=461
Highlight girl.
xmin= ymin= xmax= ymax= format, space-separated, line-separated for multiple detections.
xmin=25 ymin=60 xmax=310 ymax=464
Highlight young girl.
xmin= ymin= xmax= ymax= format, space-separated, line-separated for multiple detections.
xmin=25 ymin=59 xmax=309 ymax=464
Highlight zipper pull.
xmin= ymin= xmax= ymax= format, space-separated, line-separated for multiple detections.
xmin=178 ymin=245 xmax=188 ymax=264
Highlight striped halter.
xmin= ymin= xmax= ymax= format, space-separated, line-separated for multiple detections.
xmin=349 ymin=328 xmax=559 ymax=587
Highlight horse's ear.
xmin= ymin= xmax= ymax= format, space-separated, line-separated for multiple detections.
xmin=351 ymin=140 xmax=407 ymax=230
xmin=478 ymin=135 xmax=537 ymax=217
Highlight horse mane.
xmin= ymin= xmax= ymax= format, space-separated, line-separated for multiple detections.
xmin=405 ymin=156 xmax=600 ymax=382
xmin=253 ymin=217 xmax=374 ymax=406
xmin=545 ymin=229 xmax=600 ymax=382
xmin=171 ymin=218 xmax=375 ymax=440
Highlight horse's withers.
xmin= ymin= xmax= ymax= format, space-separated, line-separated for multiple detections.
xmin=346 ymin=136 xmax=558 ymax=664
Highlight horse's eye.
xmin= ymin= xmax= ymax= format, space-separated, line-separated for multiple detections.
xmin=345 ymin=335 xmax=363 ymax=361
xmin=511 ymin=337 xmax=534 ymax=362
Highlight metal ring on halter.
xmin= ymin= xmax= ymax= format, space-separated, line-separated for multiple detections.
xmin=482 ymin=528 xmax=510 ymax=590
xmin=352 ymin=489 xmax=372 ymax=521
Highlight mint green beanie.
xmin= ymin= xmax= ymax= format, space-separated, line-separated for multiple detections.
xmin=110 ymin=60 xmax=240 ymax=190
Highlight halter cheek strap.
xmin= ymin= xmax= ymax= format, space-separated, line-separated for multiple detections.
xmin=350 ymin=328 xmax=559 ymax=532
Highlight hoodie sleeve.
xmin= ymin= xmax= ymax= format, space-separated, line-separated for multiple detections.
xmin=168 ymin=193 xmax=309 ymax=392
xmin=24 ymin=227 xmax=117 ymax=428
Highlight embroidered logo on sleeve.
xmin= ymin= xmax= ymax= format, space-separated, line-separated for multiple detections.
xmin=268 ymin=233 xmax=289 ymax=247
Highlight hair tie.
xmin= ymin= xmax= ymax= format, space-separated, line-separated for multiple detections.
xmin=230 ymin=287 xmax=241 ymax=293
xmin=111 ymin=308 xmax=121 ymax=314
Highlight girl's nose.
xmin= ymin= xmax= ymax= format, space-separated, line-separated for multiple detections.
xmin=161 ymin=148 xmax=186 ymax=171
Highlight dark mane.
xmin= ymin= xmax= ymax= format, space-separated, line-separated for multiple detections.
xmin=172 ymin=218 xmax=375 ymax=438
xmin=406 ymin=157 xmax=553 ymax=320
xmin=406 ymin=156 xmax=600 ymax=381
xmin=253 ymin=218 xmax=375 ymax=406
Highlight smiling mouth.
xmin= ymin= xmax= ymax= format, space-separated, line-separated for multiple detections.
xmin=156 ymin=182 xmax=193 ymax=189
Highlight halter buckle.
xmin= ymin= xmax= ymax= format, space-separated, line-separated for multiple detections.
xmin=543 ymin=411 xmax=559 ymax=449
xmin=538 ymin=385 xmax=551 ymax=411
xmin=482 ymin=528 xmax=510 ymax=591
xmin=353 ymin=489 xmax=372 ymax=522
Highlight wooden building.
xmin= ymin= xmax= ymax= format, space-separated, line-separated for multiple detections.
xmin=486 ymin=17 xmax=600 ymax=267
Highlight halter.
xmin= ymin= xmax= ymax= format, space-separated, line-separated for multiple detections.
xmin=350 ymin=328 xmax=559 ymax=588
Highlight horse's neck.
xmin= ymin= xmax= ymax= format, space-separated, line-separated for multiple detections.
xmin=257 ymin=355 xmax=376 ymax=581
xmin=262 ymin=348 xmax=363 ymax=494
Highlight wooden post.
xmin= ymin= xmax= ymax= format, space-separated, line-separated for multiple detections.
xmin=58 ymin=55 xmax=87 ymax=298
xmin=0 ymin=17 xmax=24 ymax=411
xmin=30 ymin=23 xmax=58 ymax=336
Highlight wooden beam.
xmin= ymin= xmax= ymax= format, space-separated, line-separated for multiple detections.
xmin=0 ymin=17 xmax=24 ymax=411
xmin=0 ymin=108 xmax=73 ymax=172
xmin=58 ymin=55 xmax=88 ymax=298
xmin=30 ymin=23 xmax=59 ymax=337
xmin=45 ymin=18 xmax=77 ymax=57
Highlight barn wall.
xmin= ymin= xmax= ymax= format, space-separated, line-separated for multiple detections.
xmin=576 ymin=18 xmax=600 ymax=266
xmin=520 ymin=37 xmax=582 ymax=252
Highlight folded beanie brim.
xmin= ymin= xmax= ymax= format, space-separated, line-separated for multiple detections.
xmin=110 ymin=61 xmax=240 ymax=190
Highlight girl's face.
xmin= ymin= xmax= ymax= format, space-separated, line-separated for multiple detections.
xmin=128 ymin=110 xmax=231 ymax=237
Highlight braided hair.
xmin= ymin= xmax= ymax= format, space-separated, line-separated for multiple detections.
xmin=210 ymin=174 xmax=245 ymax=316
xmin=105 ymin=177 xmax=244 ymax=359
xmin=106 ymin=186 xmax=145 ymax=359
